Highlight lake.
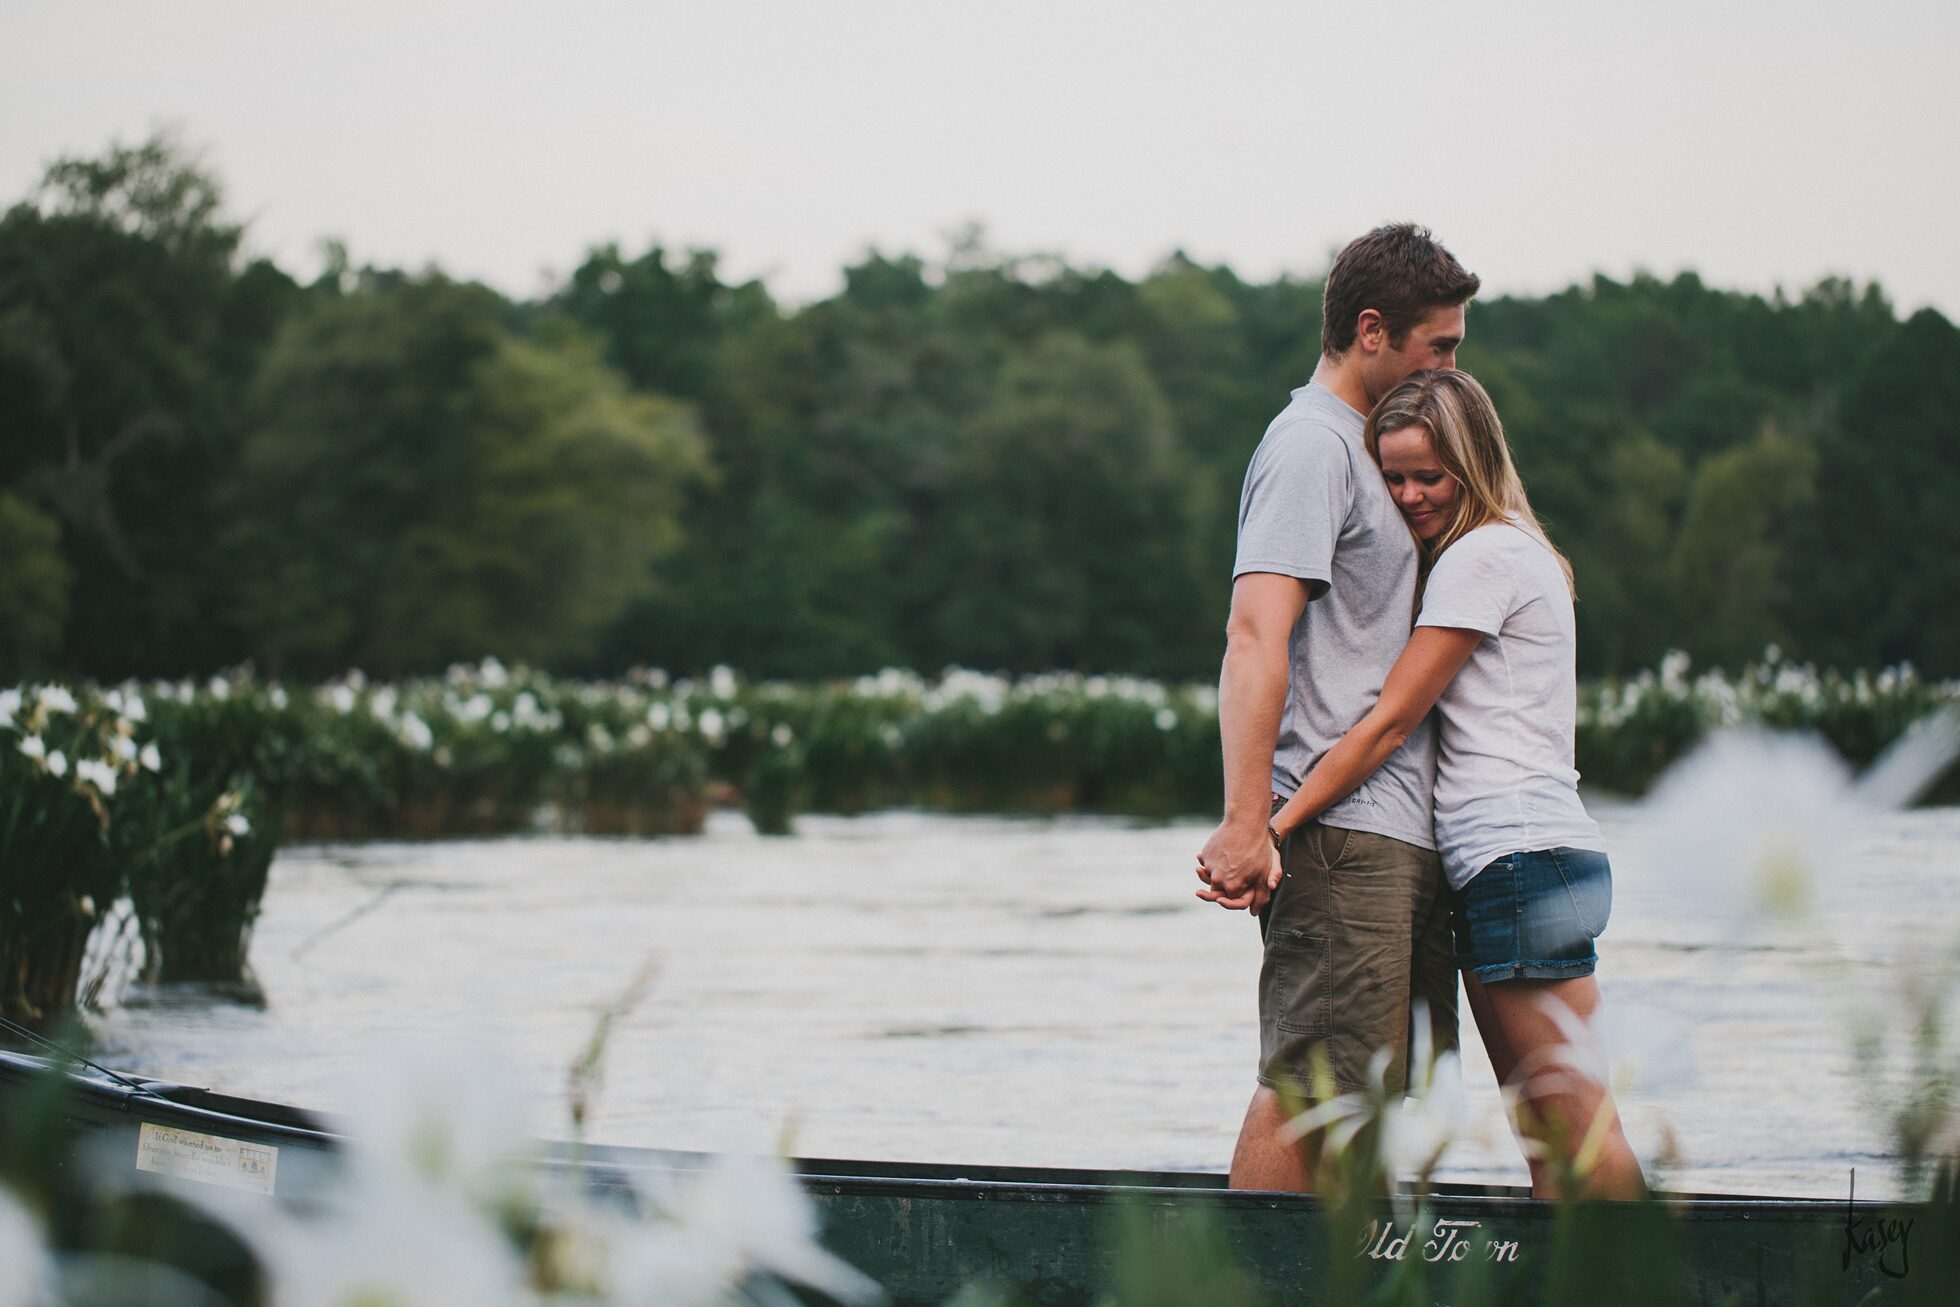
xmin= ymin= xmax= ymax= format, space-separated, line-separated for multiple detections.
xmin=90 ymin=803 xmax=1960 ymax=1201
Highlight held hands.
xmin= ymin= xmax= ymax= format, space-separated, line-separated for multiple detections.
xmin=1194 ymin=820 xmax=1285 ymax=913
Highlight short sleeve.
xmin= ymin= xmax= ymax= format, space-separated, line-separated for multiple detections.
xmin=1232 ymin=420 xmax=1352 ymax=594
xmin=1417 ymin=529 xmax=1516 ymax=636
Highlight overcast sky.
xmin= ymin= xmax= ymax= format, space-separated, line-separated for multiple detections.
xmin=6 ymin=0 xmax=1957 ymax=316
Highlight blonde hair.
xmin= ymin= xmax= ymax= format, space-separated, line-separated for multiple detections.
xmin=1363 ymin=369 xmax=1575 ymax=596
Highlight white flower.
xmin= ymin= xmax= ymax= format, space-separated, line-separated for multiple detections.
xmin=709 ymin=665 xmax=738 ymax=700
xmin=37 ymin=686 xmax=78 ymax=715
xmin=139 ymin=742 xmax=163 ymax=772
xmin=268 ymin=685 xmax=289 ymax=709
xmin=397 ymin=712 xmax=435 ymax=752
xmin=1639 ymin=719 xmax=1960 ymax=929
xmin=222 ymin=813 xmax=251 ymax=838
xmin=697 ymin=708 xmax=725 ymax=744
xmin=1284 ymin=1007 xmax=1465 ymax=1186
xmin=1853 ymin=707 xmax=1960 ymax=811
xmin=75 ymin=759 xmax=118 ymax=797
xmin=1523 ymin=995 xmax=1697 ymax=1099
xmin=1154 ymin=707 xmax=1179 ymax=731
xmin=0 ymin=688 xmax=21 ymax=728
xmin=612 ymin=1153 xmax=880 ymax=1307
xmin=17 ymin=735 xmax=45 ymax=763
xmin=1380 ymin=1049 xmax=1466 ymax=1182
xmin=43 ymin=751 xmax=66 ymax=779
xmin=770 ymin=723 xmax=795 ymax=748
xmin=328 ymin=685 xmax=358 ymax=714
xmin=0 ymin=1183 xmax=55 ymax=1306
xmin=254 ymin=1176 xmax=527 ymax=1307
xmin=110 ymin=734 xmax=138 ymax=763
xmin=646 ymin=703 xmax=671 ymax=731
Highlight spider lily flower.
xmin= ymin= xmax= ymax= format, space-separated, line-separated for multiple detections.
xmin=75 ymin=759 xmax=118 ymax=797
xmin=613 ymin=1152 xmax=883 ymax=1306
xmin=1637 ymin=712 xmax=1960 ymax=930
xmin=0 ymin=1185 xmax=56 ymax=1307
xmin=1519 ymin=995 xmax=1696 ymax=1101
xmin=1282 ymin=1007 xmax=1466 ymax=1188
xmin=253 ymin=1174 xmax=528 ymax=1307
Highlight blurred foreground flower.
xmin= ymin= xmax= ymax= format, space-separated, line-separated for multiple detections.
xmin=1523 ymin=997 xmax=1698 ymax=1102
xmin=246 ymin=1045 xmax=536 ymax=1306
xmin=1639 ymin=709 xmax=1960 ymax=927
xmin=1509 ymin=995 xmax=1697 ymax=1185
xmin=202 ymin=1041 xmax=882 ymax=1307
xmin=1284 ymin=1007 xmax=1467 ymax=1189
xmin=0 ymin=1185 xmax=55 ymax=1307
xmin=614 ymin=1152 xmax=882 ymax=1307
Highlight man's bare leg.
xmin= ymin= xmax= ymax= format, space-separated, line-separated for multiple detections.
xmin=1229 ymin=1085 xmax=1312 ymax=1191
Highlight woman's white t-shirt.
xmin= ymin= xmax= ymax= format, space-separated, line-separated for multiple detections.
xmin=1416 ymin=520 xmax=1604 ymax=890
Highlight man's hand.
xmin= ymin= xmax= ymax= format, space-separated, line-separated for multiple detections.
xmin=1195 ymin=819 xmax=1278 ymax=913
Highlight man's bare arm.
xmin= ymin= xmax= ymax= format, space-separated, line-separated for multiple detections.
xmin=1194 ymin=571 xmax=1311 ymax=913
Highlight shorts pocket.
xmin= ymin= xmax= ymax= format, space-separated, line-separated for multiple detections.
xmin=1554 ymin=850 xmax=1612 ymax=939
xmin=1268 ymin=931 xmax=1332 ymax=1036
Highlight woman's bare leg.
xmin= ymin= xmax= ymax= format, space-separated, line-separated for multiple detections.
xmin=1463 ymin=973 xmax=1646 ymax=1199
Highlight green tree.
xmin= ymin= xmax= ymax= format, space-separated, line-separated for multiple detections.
xmin=1786 ymin=308 xmax=1960 ymax=671
xmin=0 ymin=134 xmax=294 ymax=675
xmin=922 ymin=332 xmax=1208 ymax=673
xmin=1668 ymin=424 xmax=1816 ymax=666
xmin=231 ymin=274 xmax=708 ymax=674
xmin=0 ymin=494 xmax=71 ymax=679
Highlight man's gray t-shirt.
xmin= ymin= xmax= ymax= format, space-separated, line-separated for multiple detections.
xmin=1232 ymin=382 xmax=1438 ymax=849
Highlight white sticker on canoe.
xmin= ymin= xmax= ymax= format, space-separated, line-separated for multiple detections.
xmin=135 ymin=1123 xmax=279 ymax=1196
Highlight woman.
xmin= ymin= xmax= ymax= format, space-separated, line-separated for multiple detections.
xmin=1267 ymin=368 xmax=1644 ymax=1199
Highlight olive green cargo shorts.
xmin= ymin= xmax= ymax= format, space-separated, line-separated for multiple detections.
xmin=1256 ymin=819 xmax=1458 ymax=1097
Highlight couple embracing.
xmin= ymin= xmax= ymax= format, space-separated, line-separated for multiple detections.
xmin=1194 ymin=224 xmax=1644 ymax=1200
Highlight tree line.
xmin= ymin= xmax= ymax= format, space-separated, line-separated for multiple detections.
xmin=4 ymin=137 xmax=1956 ymax=684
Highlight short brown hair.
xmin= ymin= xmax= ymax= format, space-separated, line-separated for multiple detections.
xmin=1320 ymin=224 xmax=1480 ymax=358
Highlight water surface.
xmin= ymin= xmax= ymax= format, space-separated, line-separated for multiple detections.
xmin=92 ymin=805 xmax=1960 ymax=1200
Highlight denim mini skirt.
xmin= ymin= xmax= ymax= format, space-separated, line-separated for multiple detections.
xmin=1453 ymin=846 xmax=1612 ymax=982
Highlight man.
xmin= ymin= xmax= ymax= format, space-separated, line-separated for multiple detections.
xmin=1195 ymin=223 xmax=1479 ymax=1191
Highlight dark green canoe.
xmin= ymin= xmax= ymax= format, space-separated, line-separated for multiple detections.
xmin=0 ymin=1049 xmax=1946 ymax=1304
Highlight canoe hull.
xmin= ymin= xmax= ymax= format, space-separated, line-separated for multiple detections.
xmin=0 ymin=1050 xmax=1940 ymax=1304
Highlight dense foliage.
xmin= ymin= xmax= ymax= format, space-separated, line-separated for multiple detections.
xmin=4 ymin=137 xmax=1957 ymax=686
